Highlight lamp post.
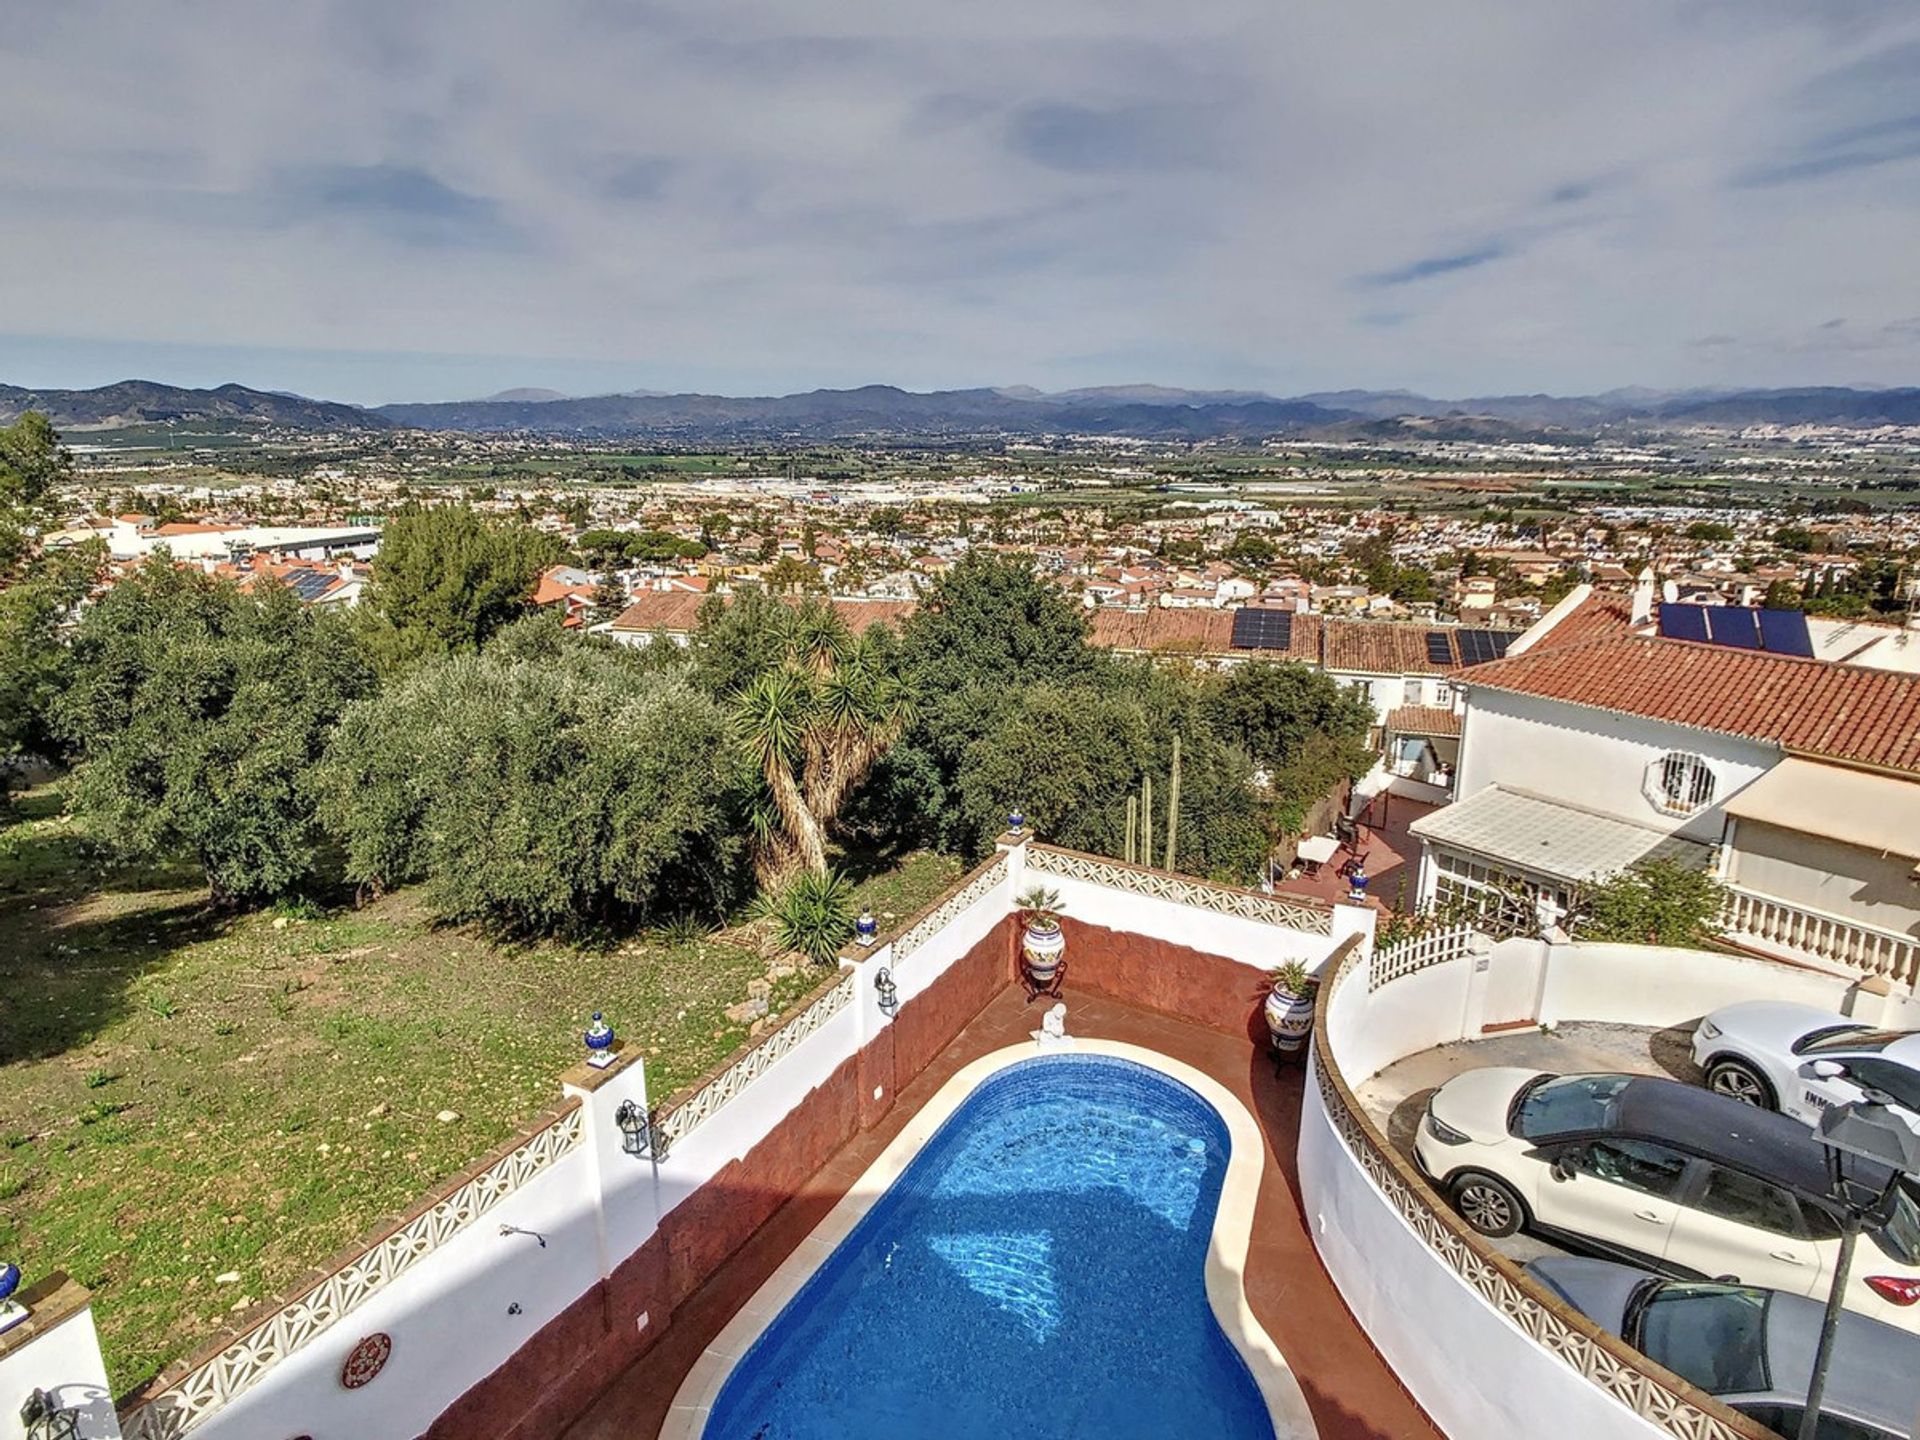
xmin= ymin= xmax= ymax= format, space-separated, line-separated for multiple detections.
xmin=1799 ymin=1095 xmax=1920 ymax=1440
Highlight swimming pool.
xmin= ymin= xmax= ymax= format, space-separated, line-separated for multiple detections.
xmin=698 ymin=1052 xmax=1280 ymax=1440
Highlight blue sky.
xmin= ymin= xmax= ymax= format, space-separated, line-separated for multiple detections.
xmin=4 ymin=0 xmax=1920 ymax=406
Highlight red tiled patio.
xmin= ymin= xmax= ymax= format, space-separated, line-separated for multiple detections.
xmin=562 ymin=982 xmax=1439 ymax=1440
xmin=1273 ymin=791 xmax=1440 ymax=916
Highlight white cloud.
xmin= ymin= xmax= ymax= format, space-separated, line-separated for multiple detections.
xmin=3 ymin=0 xmax=1919 ymax=402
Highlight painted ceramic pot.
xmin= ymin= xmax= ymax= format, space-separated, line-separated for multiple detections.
xmin=583 ymin=1012 xmax=615 ymax=1053
xmin=1021 ymin=919 xmax=1066 ymax=986
xmin=1265 ymin=982 xmax=1316 ymax=1056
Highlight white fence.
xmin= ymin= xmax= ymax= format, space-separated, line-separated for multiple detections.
xmin=1721 ymin=884 xmax=1920 ymax=986
xmin=1368 ymin=923 xmax=1479 ymax=990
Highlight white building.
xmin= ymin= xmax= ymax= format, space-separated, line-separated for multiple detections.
xmin=1410 ymin=586 xmax=1920 ymax=980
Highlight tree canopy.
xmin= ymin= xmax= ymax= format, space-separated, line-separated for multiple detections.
xmin=359 ymin=504 xmax=561 ymax=664
xmin=316 ymin=623 xmax=750 ymax=933
xmin=56 ymin=561 xmax=376 ymax=903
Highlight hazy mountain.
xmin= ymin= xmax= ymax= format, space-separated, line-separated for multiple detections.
xmin=376 ymin=384 xmax=1349 ymax=439
xmin=0 ymin=380 xmax=387 ymax=432
xmin=6 ymin=377 xmax=1920 ymax=441
xmin=472 ymin=387 xmax=569 ymax=403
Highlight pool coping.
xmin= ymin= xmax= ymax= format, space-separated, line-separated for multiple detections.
xmin=659 ymin=1036 xmax=1319 ymax=1440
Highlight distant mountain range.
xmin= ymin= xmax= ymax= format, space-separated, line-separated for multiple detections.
xmin=0 ymin=380 xmax=388 ymax=432
xmin=5 ymin=377 xmax=1920 ymax=442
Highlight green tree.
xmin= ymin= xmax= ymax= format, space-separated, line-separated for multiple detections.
xmin=1577 ymin=858 xmax=1726 ymax=946
xmin=316 ymin=629 xmax=747 ymax=933
xmin=1224 ymin=531 xmax=1277 ymax=572
xmin=57 ymin=562 xmax=376 ymax=904
xmin=359 ymin=505 xmax=561 ymax=663
xmin=0 ymin=414 xmax=98 ymax=801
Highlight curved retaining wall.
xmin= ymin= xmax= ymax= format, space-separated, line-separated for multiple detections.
xmin=1297 ymin=937 xmax=1832 ymax=1440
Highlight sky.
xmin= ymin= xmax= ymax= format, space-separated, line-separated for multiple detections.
xmin=5 ymin=0 xmax=1920 ymax=406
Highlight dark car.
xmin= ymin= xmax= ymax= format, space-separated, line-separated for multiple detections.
xmin=1528 ymin=1255 xmax=1920 ymax=1440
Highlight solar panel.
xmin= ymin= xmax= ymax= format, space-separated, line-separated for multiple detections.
xmin=1448 ymin=629 xmax=1517 ymax=667
xmin=1703 ymin=606 xmax=1761 ymax=650
xmin=1757 ymin=608 xmax=1814 ymax=658
xmin=1425 ymin=631 xmax=1454 ymax=665
xmin=1229 ymin=609 xmax=1294 ymax=651
xmin=1659 ymin=604 xmax=1709 ymax=643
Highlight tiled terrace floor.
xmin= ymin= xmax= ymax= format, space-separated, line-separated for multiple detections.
xmin=564 ymin=984 xmax=1440 ymax=1440
xmin=1274 ymin=792 xmax=1440 ymax=914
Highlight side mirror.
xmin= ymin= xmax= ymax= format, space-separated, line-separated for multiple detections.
xmin=1802 ymin=1059 xmax=1847 ymax=1081
xmin=1550 ymin=1153 xmax=1579 ymax=1182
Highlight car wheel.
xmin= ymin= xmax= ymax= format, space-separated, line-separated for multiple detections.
xmin=1451 ymin=1171 xmax=1526 ymax=1238
xmin=1706 ymin=1058 xmax=1776 ymax=1110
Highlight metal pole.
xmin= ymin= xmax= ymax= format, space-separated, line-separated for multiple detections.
xmin=1798 ymin=1220 xmax=1856 ymax=1440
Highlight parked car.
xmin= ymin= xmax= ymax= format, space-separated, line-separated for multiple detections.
xmin=1527 ymin=1255 xmax=1920 ymax=1440
xmin=1692 ymin=1001 xmax=1920 ymax=1125
xmin=1412 ymin=1069 xmax=1920 ymax=1330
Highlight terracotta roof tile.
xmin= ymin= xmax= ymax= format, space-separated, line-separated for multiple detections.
xmin=1385 ymin=705 xmax=1462 ymax=737
xmin=1321 ymin=618 xmax=1464 ymax=675
xmin=1462 ymin=635 xmax=1920 ymax=775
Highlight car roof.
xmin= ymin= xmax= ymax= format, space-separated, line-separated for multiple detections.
xmin=1610 ymin=1076 xmax=1894 ymax=1199
xmin=1881 ymin=1034 xmax=1920 ymax=1064
xmin=1758 ymin=1287 xmax=1920 ymax=1432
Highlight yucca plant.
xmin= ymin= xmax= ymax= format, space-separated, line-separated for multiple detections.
xmin=1017 ymin=884 xmax=1064 ymax=930
xmin=752 ymin=868 xmax=858 ymax=964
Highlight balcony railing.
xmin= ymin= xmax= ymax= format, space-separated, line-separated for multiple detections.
xmin=1720 ymin=885 xmax=1920 ymax=986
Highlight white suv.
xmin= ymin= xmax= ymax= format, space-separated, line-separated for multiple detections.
xmin=1692 ymin=1001 xmax=1920 ymax=1126
xmin=1413 ymin=1069 xmax=1920 ymax=1331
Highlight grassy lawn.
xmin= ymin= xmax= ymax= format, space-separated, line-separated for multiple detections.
xmin=0 ymin=785 xmax=962 ymax=1394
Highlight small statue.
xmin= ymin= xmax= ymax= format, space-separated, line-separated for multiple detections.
xmin=1036 ymin=1001 xmax=1073 ymax=1048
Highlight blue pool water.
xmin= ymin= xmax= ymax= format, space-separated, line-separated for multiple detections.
xmin=702 ymin=1054 xmax=1275 ymax=1439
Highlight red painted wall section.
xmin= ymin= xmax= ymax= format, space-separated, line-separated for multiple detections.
xmin=425 ymin=914 xmax=1020 ymax=1440
xmin=1057 ymin=916 xmax=1275 ymax=1046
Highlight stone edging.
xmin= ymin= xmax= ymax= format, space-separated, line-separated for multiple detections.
xmin=1310 ymin=940 xmax=1776 ymax=1440
xmin=657 ymin=1039 xmax=1319 ymax=1440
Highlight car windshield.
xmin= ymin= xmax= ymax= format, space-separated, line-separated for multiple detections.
xmin=1796 ymin=1027 xmax=1915 ymax=1057
xmin=1870 ymin=1179 xmax=1920 ymax=1266
xmin=1513 ymin=1074 xmax=1632 ymax=1140
xmin=1630 ymin=1284 xmax=1770 ymax=1397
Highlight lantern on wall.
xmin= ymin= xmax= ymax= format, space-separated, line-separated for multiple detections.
xmin=875 ymin=967 xmax=899 ymax=1017
xmin=614 ymin=1099 xmax=665 ymax=1161
xmin=19 ymin=1390 xmax=80 ymax=1440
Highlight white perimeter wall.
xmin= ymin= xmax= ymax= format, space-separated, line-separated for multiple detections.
xmin=1035 ymin=865 xmax=1364 ymax=975
xmin=1300 ymin=938 xmax=1859 ymax=1440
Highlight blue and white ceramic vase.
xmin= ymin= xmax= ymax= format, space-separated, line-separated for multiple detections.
xmin=855 ymin=908 xmax=878 ymax=946
xmin=583 ymin=1012 xmax=615 ymax=1054
xmin=1266 ymin=977 xmax=1316 ymax=1057
xmin=1021 ymin=918 xmax=1065 ymax=987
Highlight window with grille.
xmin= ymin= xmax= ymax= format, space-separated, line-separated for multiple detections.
xmin=1646 ymin=752 xmax=1715 ymax=816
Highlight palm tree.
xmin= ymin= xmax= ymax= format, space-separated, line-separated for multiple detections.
xmin=732 ymin=603 xmax=916 ymax=887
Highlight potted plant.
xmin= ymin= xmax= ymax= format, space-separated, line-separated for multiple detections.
xmin=1017 ymin=885 xmax=1067 ymax=994
xmin=1265 ymin=959 xmax=1318 ymax=1059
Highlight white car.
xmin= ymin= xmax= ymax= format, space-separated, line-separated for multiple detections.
xmin=1413 ymin=1068 xmax=1920 ymax=1331
xmin=1691 ymin=1002 xmax=1920 ymax=1125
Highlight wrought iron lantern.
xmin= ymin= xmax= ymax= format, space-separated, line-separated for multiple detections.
xmin=874 ymin=966 xmax=899 ymax=1017
xmin=20 ymin=1390 xmax=80 ymax=1440
xmin=614 ymin=1099 xmax=665 ymax=1161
